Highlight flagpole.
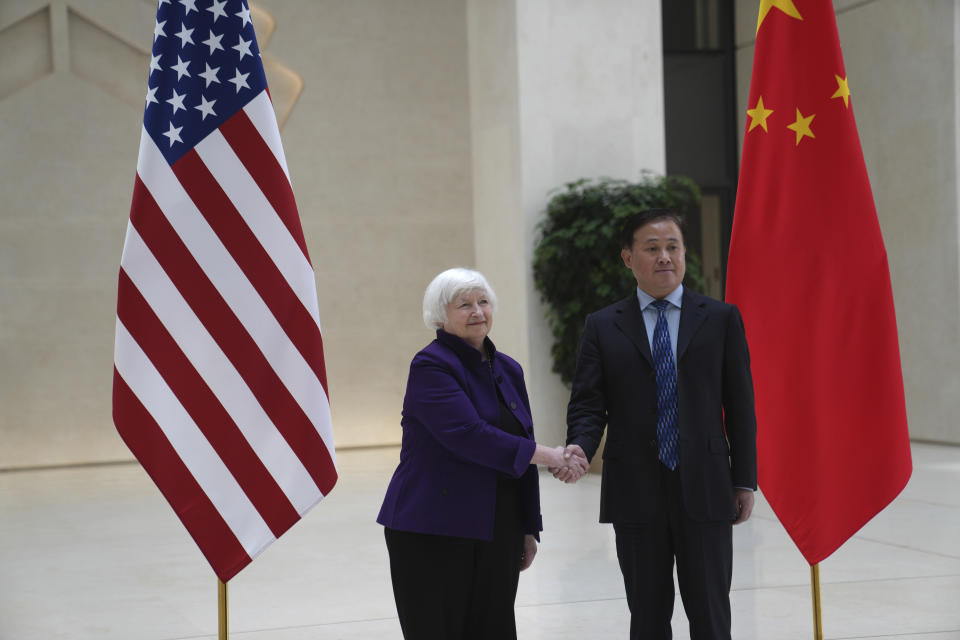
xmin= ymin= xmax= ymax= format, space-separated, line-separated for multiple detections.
xmin=810 ymin=564 xmax=823 ymax=640
xmin=218 ymin=579 xmax=228 ymax=640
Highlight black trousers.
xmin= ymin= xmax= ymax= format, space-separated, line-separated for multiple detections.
xmin=613 ymin=463 xmax=732 ymax=640
xmin=384 ymin=482 xmax=525 ymax=640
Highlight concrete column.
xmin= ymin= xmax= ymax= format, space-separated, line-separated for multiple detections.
xmin=467 ymin=0 xmax=666 ymax=446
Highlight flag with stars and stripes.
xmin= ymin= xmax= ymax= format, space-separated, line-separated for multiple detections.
xmin=113 ymin=0 xmax=337 ymax=583
xmin=726 ymin=0 xmax=910 ymax=566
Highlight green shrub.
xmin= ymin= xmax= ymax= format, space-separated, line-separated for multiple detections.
xmin=532 ymin=173 xmax=702 ymax=386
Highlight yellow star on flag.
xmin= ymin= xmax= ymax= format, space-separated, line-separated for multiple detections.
xmin=831 ymin=74 xmax=851 ymax=108
xmin=747 ymin=96 xmax=774 ymax=132
xmin=757 ymin=0 xmax=803 ymax=34
xmin=786 ymin=108 xmax=815 ymax=146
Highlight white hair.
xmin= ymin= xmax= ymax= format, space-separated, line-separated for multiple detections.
xmin=422 ymin=268 xmax=498 ymax=330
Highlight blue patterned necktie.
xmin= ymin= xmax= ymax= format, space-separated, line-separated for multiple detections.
xmin=652 ymin=300 xmax=679 ymax=469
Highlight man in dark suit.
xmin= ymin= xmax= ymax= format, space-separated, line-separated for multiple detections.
xmin=557 ymin=209 xmax=757 ymax=639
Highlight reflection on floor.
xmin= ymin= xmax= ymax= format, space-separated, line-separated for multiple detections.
xmin=1 ymin=442 xmax=958 ymax=639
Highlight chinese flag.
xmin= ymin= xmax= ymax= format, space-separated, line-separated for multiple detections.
xmin=725 ymin=0 xmax=912 ymax=565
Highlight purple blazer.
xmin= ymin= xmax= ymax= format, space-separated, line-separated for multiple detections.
xmin=377 ymin=330 xmax=543 ymax=541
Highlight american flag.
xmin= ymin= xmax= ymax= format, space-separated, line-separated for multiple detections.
xmin=113 ymin=0 xmax=337 ymax=583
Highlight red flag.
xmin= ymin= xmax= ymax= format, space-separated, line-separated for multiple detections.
xmin=113 ymin=0 xmax=337 ymax=582
xmin=726 ymin=0 xmax=911 ymax=565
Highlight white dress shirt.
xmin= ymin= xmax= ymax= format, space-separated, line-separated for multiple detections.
xmin=636 ymin=284 xmax=683 ymax=368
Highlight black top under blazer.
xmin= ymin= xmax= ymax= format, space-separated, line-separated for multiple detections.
xmin=567 ymin=288 xmax=758 ymax=524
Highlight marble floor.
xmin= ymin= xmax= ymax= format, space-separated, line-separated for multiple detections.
xmin=1 ymin=442 xmax=958 ymax=640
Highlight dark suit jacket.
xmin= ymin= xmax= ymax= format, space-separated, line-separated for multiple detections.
xmin=378 ymin=330 xmax=542 ymax=541
xmin=567 ymin=289 xmax=757 ymax=523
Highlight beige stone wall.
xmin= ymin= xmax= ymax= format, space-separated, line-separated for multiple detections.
xmin=734 ymin=0 xmax=960 ymax=444
xmin=254 ymin=0 xmax=475 ymax=451
xmin=1 ymin=0 xmax=667 ymax=469
xmin=0 ymin=0 xmax=474 ymax=468
xmin=8 ymin=0 xmax=954 ymax=469
xmin=466 ymin=0 xmax=666 ymax=448
xmin=1 ymin=1 xmax=149 ymax=469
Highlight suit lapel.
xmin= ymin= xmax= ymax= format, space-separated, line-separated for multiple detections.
xmin=614 ymin=294 xmax=654 ymax=367
xmin=677 ymin=289 xmax=708 ymax=362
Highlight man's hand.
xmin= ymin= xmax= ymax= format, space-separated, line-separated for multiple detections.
xmin=733 ymin=488 xmax=755 ymax=524
xmin=548 ymin=444 xmax=589 ymax=483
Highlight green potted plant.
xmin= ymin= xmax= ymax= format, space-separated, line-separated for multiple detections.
xmin=533 ymin=173 xmax=702 ymax=387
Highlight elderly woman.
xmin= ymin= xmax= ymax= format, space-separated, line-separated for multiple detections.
xmin=378 ymin=267 xmax=586 ymax=639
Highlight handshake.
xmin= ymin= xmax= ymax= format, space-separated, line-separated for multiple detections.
xmin=546 ymin=444 xmax=589 ymax=484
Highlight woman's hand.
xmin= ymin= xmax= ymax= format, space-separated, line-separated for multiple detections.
xmin=531 ymin=444 xmax=568 ymax=468
xmin=519 ymin=534 xmax=537 ymax=571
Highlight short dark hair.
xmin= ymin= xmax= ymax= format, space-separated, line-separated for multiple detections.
xmin=619 ymin=209 xmax=686 ymax=249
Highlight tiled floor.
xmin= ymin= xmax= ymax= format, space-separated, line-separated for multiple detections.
xmin=1 ymin=442 xmax=958 ymax=639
